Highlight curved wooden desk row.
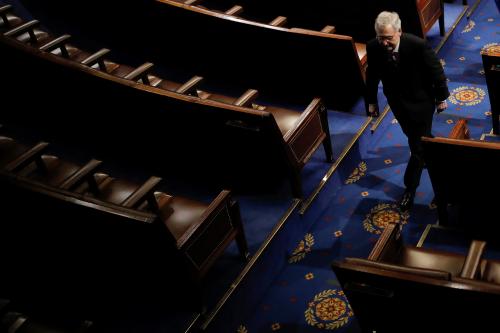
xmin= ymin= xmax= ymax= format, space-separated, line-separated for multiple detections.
xmin=167 ymin=0 xmax=443 ymax=42
xmin=0 ymin=4 xmax=334 ymax=198
xmin=166 ymin=0 xmax=338 ymax=33
xmin=153 ymin=0 xmax=367 ymax=109
xmin=0 ymin=133 xmax=249 ymax=316
xmin=332 ymin=222 xmax=500 ymax=331
xmin=10 ymin=0 xmax=366 ymax=110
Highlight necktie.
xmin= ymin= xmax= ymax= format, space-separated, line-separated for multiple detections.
xmin=392 ymin=51 xmax=400 ymax=63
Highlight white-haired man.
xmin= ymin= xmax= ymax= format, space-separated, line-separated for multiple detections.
xmin=366 ymin=11 xmax=450 ymax=211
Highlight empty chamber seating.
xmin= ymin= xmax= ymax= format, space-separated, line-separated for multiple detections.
xmin=0 ymin=133 xmax=249 ymax=316
xmin=0 ymin=136 xmax=48 ymax=170
xmin=14 ymin=152 xmax=102 ymax=189
xmin=173 ymin=0 xmax=443 ymax=40
xmin=345 ymin=222 xmax=485 ymax=279
xmin=0 ymin=6 xmax=334 ymax=198
xmin=331 ymin=222 xmax=500 ymax=331
xmin=5 ymin=0 xmax=366 ymax=109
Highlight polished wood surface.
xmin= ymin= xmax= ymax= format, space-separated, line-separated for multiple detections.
xmin=0 ymin=8 xmax=333 ymax=198
xmin=0 ymin=135 xmax=248 ymax=318
xmin=332 ymin=222 xmax=500 ymax=331
xmin=173 ymin=0 xmax=444 ymax=41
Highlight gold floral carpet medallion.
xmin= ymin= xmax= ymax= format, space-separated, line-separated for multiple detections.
xmin=363 ymin=203 xmax=409 ymax=234
xmin=448 ymin=86 xmax=486 ymax=106
xmin=481 ymin=43 xmax=500 ymax=55
xmin=305 ymin=289 xmax=353 ymax=330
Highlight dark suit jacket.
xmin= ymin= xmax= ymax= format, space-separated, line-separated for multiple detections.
xmin=366 ymin=33 xmax=449 ymax=124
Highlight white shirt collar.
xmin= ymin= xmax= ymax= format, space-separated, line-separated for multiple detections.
xmin=394 ymin=40 xmax=400 ymax=53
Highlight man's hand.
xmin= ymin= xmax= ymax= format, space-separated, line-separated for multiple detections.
xmin=436 ymin=100 xmax=448 ymax=113
xmin=368 ymin=104 xmax=379 ymax=117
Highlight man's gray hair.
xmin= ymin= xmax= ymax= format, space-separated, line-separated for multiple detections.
xmin=375 ymin=11 xmax=402 ymax=33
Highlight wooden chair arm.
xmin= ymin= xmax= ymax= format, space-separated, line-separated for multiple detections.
xmin=321 ymin=25 xmax=335 ymax=34
xmin=124 ymin=62 xmax=154 ymax=84
xmin=4 ymin=19 xmax=38 ymax=36
xmin=4 ymin=20 xmax=39 ymax=43
xmin=122 ymin=176 xmax=162 ymax=208
xmin=233 ymin=89 xmax=259 ymax=107
xmin=0 ymin=4 xmax=12 ymax=27
xmin=59 ymin=159 xmax=102 ymax=190
xmin=344 ymin=257 xmax=451 ymax=280
xmin=225 ymin=5 xmax=243 ymax=16
xmin=0 ymin=4 xmax=12 ymax=15
xmin=81 ymin=48 xmax=110 ymax=71
xmin=460 ymin=240 xmax=487 ymax=279
xmin=269 ymin=16 xmax=287 ymax=27
xmin=4 ymin=142 xmax=49 ymax=172
xmin=39 ymin=34 xmax=71 ymax=58
xmin=176 ymin=76 xmax=203 ymax=95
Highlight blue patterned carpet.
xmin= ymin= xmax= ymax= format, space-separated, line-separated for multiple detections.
xmin=206 ymin=0 xmax=499 ymax=331
xmin=2 ymin=0 xmax=498 ymax=331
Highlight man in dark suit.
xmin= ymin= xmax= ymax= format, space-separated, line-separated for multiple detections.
xmin=366 ymin=11 xmax=450 ymax=211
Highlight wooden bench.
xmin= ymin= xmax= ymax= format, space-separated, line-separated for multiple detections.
xmin=421 ymin=135 xmax=500 ymax=227
xmin=359 ymin=222 xmax=486 ymax=280
xmin=173 ymin=0 xmax=444 ymax=42
xmin=0 ymin=7 xmax=334 ymax=198
xmin=152 ymin=0 xmax=366 ymax=110
xmin=332 ymin=222 xmax=500 ymax=331
xmin=0 ymin=135 xmax=249 ymax=317
xmin=11 ymin=0 xmax=366 ymax=111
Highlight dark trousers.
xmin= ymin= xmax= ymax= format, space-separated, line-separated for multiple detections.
xmin=397 ymin=115 xmax=433 ymax=192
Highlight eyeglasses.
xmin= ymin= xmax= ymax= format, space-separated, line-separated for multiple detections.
xmin=376 ymin=35 xmax=396 ymax=42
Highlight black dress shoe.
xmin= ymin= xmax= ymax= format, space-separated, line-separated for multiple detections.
xmin=399 ymin=190 xmax=415 ymax=212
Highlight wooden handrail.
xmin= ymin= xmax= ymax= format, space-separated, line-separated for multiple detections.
xmin=59 ymin=159 xmax=102 ymax=190
xmin=122 ymin=176 xmax=162 ymax=208
xmin=233 ymin=89 xmax=259 ymax=107
xmin=4 ymin=142 xmax=49 ymax=172
xmin=81 ymin=48 xmax=111 ymax=71
xmin=269 ymin=16 xmax=287 ymax=27
xmin=39 ymin=34 xmax=71 ymax=58
xmin=124 ymin=62 xmax=154 ymax=84
xmin=4 ymin=19 xmax=39 ymax=43
xmin=176 ymin=75 xmax=204 ymax=95
xmin=225 ymin=5 xmax=243 ymax=16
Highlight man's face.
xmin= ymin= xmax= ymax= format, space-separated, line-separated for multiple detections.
xmin=376 ymin=25 xmax=401 ymax=52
